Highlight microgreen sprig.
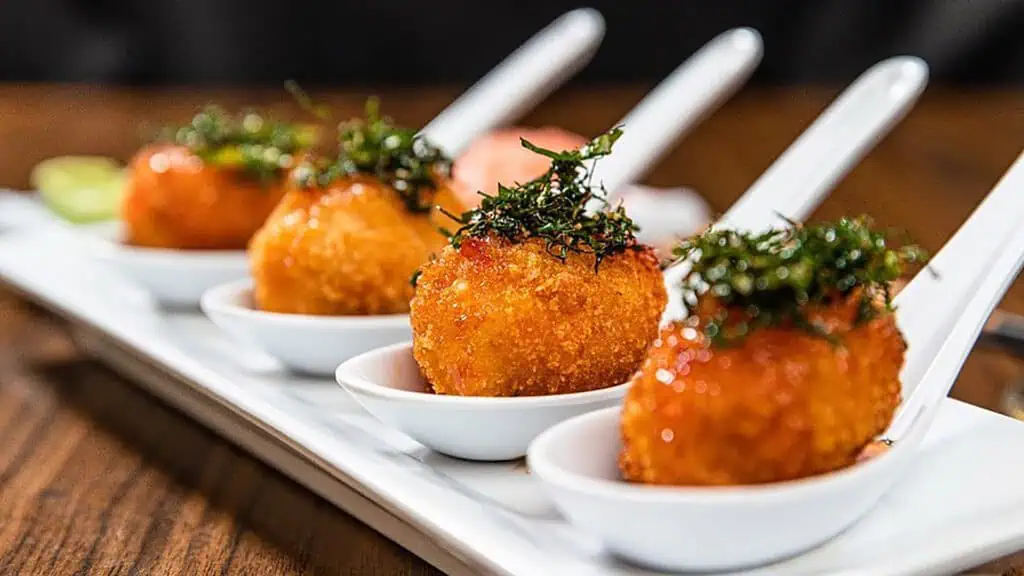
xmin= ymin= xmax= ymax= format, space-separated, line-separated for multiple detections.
xmin=291 ymin=98 xmax=452 ymax=213
xmin=674 ymin=216 xmax=928 ymax=346
xmin=440 ymin=128 xmax=640 ymax=270
xmin=161 ymin=104 xmax=318 ymax=184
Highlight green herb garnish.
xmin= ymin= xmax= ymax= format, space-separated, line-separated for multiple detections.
xmin=674 ymin=216 xmax=928 ymax=347
xmin=162 ymin=106 xmax=318 ymax=183
xmin=440 ymin=128 xmax=639 ymax=270
xmin=291 ymin=98 xmax=452 ymax=213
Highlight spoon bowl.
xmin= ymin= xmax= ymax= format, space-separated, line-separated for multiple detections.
xmin=202 ymin=280 xmax=411 ymax=375
xmin=335 ymin=342 xmax=628 ymax=461
xmin=83 ymin=221 xmax=249 ymax=307
xmin=528 ymin=406 xmax=916 ymax=571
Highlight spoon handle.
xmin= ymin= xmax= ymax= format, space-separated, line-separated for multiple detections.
xmin=419 ymin=9 xmax=605 ymax=157
xmin=895 ymin=151 xmax=1024 ymax=399
xmin=719 ymin=56 xmax=929 ymax=232
xmin=588 ymin=28 xmax=763 ymax=200
xmin=891 ymin=151 xmax=1024 ymax=438
xmin=661 ymin=57 xmax=928 ymax=323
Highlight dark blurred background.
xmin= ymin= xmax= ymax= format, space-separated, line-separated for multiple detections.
xmin=1 ymin=0 xmax=1022 ymax=87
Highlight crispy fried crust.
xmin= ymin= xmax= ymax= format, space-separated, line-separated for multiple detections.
xmin=121 ymin=144 xmax=285 ymax=250
xmin=619 ymin=294 xmax=904 ymax=486
xmin=410 ymin=236 xmax=667 ymax=396
xmin=248 ymin=174 xmax=461 ymax=315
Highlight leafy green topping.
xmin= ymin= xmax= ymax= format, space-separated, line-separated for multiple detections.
xmin=291 ymin=98 xmax=452 ymax=213
xmin=161 ymin=106 xmax=318 ymax=183
xmin=440 ymin=128 xmax=639 ymax=270
xmin=673 ymin=216 xmax=928 ymax=346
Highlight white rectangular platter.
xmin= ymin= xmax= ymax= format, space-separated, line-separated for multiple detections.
xmin=3 ymin=203 xmax=1024 ymax=575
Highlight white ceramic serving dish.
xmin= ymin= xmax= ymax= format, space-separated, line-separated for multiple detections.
xmin=336 ymin=343 xmax=627 ymax=461
xmin=3 ymin=195 xmax=1024 ymax=575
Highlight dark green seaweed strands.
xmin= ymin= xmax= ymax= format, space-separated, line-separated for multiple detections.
xmin=441 ymin=128 xmax=639 ymax=270
xmin=164 ymin=106 xmax=317 ymax=183
xmin=292 ymin=99 xmax=452 ymax=214
xmin=673 ymin=216 xmax=928 ymax=347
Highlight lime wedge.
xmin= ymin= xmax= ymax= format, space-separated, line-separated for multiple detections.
xmin=31 ymin=156 xmax=127 ymax=223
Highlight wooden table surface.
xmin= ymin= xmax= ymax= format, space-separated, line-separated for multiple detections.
xmin=0 ymin=84 xmax=1022 ymax=575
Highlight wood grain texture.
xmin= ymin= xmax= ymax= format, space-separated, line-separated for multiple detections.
xmin=0 ymin=296 xmax=440 ymax=576
xmin=0 ymin=85 xmax=1022 ymax=575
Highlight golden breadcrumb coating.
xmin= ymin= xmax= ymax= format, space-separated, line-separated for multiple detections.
xmin=620 ymin=293 xmax=905 ymax=486
xmin=410 ymin=235 xmax=667 ymax=397
xmin=121 ymin=144 xmax=285 ymax=250
xmin=248 ymin=175 xmax=462 ymax=316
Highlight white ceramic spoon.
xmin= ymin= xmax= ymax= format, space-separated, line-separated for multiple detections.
xmin=571 ymin=27 xmax=763 ymax=256
xmin=663 ymin=55 xmax=929 ymax=322
xmin=527 ymin=149 xmax=1024 ymax=573
xmin=579 ymin=27 xmax=762 ymax=240
xmin=420 ymin=8 xmax=605 ymax=157
xmin=208 ymin=28 xmax=764 ymax=378
xmin=331 ymin=56 xmax=929 ymax=462
xmin=889 ymin=148 xmax=1024 ymax=437
xmin=588 ymin=27 xmax=763 ymax=205
xmin=89 ymin=8 xmax=606 ymax=308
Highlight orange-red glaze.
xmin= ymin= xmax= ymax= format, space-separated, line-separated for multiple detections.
xmin=411 ymin=235 xmax=667 ymax=397
xmin=452 ymin=127 xmax=587 ymax=208
xmin=248 ymin=175 xmax=462 ymax=316
xmin=121 ymin=144 xmax=285 ymax=250
xmin=620 ymin=293 xmax=905 ymax=486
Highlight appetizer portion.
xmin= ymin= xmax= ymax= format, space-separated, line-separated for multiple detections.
xmin=620 ymin=217 xmax=926 ymax=486
xmin=249 ymin=101 xmax=462 ymax=316
xmin=411 ymin=130 xmax=667 ymax=397
xmin=123 ymin=107 xmax=318 ymax=250
xmin=452 ymin=127 xmax=587 ymax=207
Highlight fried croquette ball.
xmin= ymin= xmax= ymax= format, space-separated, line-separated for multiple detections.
xmin=248 ymin=175 xmax=463 ymax=316
xmin=619 ymin=293 xmax=905 ymax=486
xmin=452 ymin=127 xmax=587 ymax=208
xmin=410 ymin=235 xmax=667 ymax=397
xmin=121 ymin=144 xmax=285 ymax=250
